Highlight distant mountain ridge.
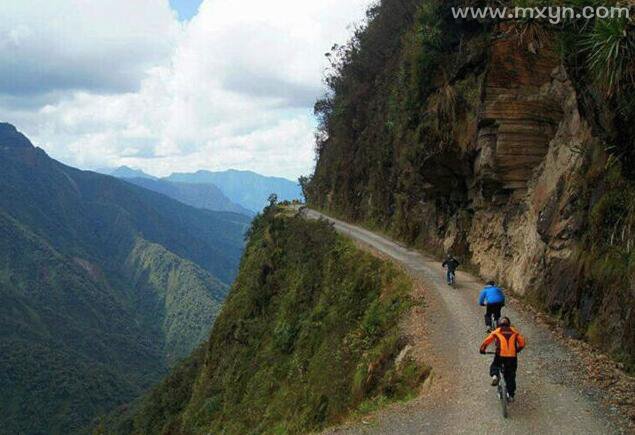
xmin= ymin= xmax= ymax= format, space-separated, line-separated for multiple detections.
xmin=111 ymin=165 xmax=157 ymax=179
xmin=0 ymin=123 xmax=250 ymax=433
xmin=166 ymin=169 xmax=302 ymax=212
xmin=110 ymin=166 xmax=302 ymax=213
xmin=118 ymin=176 xmax=254 ymax=216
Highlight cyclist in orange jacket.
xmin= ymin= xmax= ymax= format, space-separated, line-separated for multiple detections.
xmin=479 ymin=316 xmax=525 ymax=401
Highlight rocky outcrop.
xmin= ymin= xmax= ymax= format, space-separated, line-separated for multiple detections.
xmin=469 ymin=59 xmax=588 ymax=291
xmin=473 ymin=25 xmax=564 ymax=203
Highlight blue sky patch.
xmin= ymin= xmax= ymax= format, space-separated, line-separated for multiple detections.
xmin=169 ymin=0 xmax=203 ymax=21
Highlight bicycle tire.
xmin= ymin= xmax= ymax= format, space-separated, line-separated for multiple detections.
xmin=499 ymin=380 xmax=508 ymax=418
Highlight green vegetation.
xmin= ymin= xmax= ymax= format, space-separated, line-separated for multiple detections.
xmin=307 ymin=0 xmax=485 ymax=245
xmin=0 ymin=124 xmax=250 ymax=433
xmin=103 ymin=204 xmax=427 ymax=434
xmin=0 ymin=212 xmax=161 ymax=434
xmin=581 ymin=17 xmax=634 ymax=96
xmin=558 ymin=6 xmax=634 ymax=172
xmin=125 ymin=239 xmax=228 ymax=365
xmin=575 ymin=153 xmax=634 ymax=370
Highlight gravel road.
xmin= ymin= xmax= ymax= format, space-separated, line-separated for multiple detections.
xmin=304 ymin=208 xmax=625 ymax=435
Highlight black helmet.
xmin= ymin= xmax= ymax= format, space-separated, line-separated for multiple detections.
xmin=498 ymin=317 xmax=511 ymax=327
xmin=486 ymin=280 xmax=496 ymax=286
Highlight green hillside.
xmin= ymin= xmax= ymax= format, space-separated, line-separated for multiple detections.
xmin=125 ymin=239 xmax=227 ymax=365
xmin=0 ymin=211 xmax=162 ymax=433
xmin=101 ymin=203 xmax=427 ymax=434
xmin=0 ymin=123 xmax=250 ymax=433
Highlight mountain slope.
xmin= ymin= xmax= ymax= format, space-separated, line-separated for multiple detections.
xmin=0 ymin=211 xmax=162 ymax=434
xmin=101 ymin=204 xmax=427 ymax=434
xmin=0 ymin=123 xmax=250 ymax=433
xmin=125 ymin=238 xmax=227 ymax=365
xmin=166 ymin=169 xmax=302 ymax=212
xmin=117 ymin=177 xmax=253 ymax=216
xmin=305 ymin=0 xmax=634 ymax=370
xmin=0 ymin=134 xmax=248 ymax=283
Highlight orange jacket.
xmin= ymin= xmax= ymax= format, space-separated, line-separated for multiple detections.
xmin=480 ymin=326 xmax=526 ymax=357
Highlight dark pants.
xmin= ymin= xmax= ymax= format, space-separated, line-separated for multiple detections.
xmin=446 ymin=269 xmax=456 ymax=283
xmin=485 ymin=303 xmax=503 ymax=327
xmin=490 ymin=355 xmax=518 ymax=397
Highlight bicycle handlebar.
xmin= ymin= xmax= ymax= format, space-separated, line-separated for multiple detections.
xmin=482 ymin=351 xmax=497 ymax=355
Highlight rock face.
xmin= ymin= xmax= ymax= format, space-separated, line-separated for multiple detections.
xmin=473 ymin=25 xmax=563 ymax=202
xmin=469 ymin=48 xmax=587 ymax=292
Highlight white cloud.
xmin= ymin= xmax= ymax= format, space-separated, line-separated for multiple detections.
xmin=0 ymin=0 xmax=373 ymax=180
xmin=0 ymin=0 xmax=180 ymax=95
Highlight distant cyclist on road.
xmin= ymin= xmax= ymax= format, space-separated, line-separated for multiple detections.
xmin=478 ymin=280 xmax=505 ymax=332
xmin=442 ymin=254 xmax=460 ymax=285
xmin=479 ymin=316 xmax=525 ymax=402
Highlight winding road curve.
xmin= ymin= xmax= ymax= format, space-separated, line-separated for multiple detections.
xmin=303 ymin=208 xmax=623 ymax=435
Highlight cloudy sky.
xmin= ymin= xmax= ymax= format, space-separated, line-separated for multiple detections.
xmin=0 ymin=0 xmax=372 ymax=180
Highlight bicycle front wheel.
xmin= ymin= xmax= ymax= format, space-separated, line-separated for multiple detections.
xmin=499 ymin=383 xmax=508 ymax=418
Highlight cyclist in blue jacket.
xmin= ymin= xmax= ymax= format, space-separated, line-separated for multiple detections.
xmin=478 ymin=281 xmax=505 ymax=332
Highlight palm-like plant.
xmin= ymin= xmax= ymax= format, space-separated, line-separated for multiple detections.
xmin=506 ymin=19 xmax=549 ymax=54
xmin=582 ymin=18 xmax=634 ymax=96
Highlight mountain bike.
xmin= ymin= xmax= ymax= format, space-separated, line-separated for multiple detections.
xmin=484 ymin=352 xmax=509 ymax=418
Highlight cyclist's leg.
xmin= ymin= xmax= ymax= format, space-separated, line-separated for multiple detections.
xmin=493 ymin=303 xmax=502 ymax=325
xmin=490 ymin=354 xmax=502 ymax=377
xmin=446 ymin=269 xmax=451 ymax=284
xmin=502 ymin=357 xmax=518 ymax=397
xmin=485 ymin=305 xmax=493 ymax=328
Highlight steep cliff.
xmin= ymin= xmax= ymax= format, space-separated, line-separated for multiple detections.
xmin=306 ymin=1 xmax=634 ymax=370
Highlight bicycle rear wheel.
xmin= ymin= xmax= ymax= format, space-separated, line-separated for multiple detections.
xmin=487 ymin=313 xmax=495 ymax=332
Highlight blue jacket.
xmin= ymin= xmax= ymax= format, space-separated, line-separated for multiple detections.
xmin=478 ymin=285 xmax=505 ymax=306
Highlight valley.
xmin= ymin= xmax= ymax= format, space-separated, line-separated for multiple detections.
xmin=0 ymin=123 xmax=250 ymax=433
